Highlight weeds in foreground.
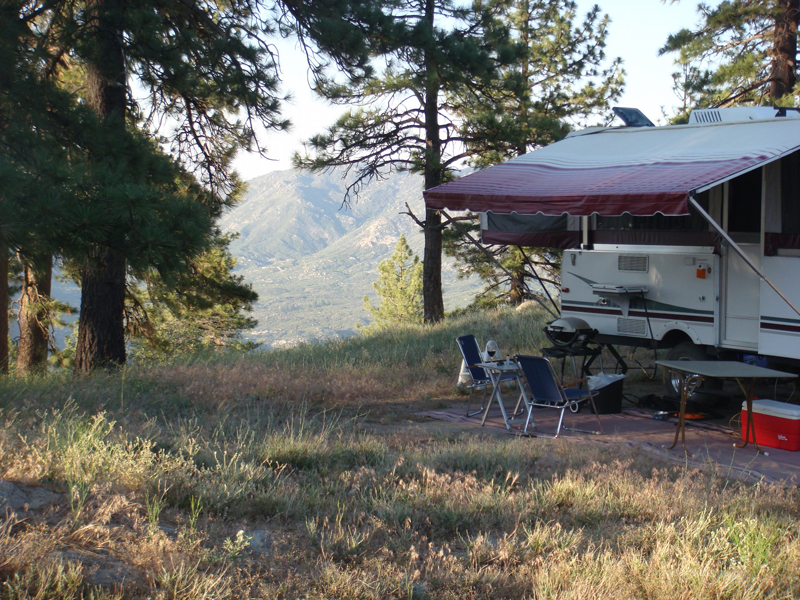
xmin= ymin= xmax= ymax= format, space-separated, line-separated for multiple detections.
xmin=0 ymin=308 xmax=798 ymax=598
xmin=1 ymin=398 xmax=798 ymax=599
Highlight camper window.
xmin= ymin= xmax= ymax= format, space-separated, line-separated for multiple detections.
xmin=595 ymin=192 xmax=709 ymax=232
xmin=781 ymin=153 xmax=800 ymax=234
xmin=765 ymin=153 xmax=800 ymax=254
xmin=592 ymin=193 xmax=715 ymax=247
xmin=727 ymin=168 xmax=761 ymax=243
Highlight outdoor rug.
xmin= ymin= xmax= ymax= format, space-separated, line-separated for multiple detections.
xmin=419 ymin=404 xmax=800 ymax=485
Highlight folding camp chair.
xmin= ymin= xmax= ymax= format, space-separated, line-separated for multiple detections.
xmin=515 ymin=355 xmax=603 ymax=437
xmin=456 ymin=335 xmax=517 ymax=417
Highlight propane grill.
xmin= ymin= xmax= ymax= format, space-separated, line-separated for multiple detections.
xmin=545 ymin=317 xmax=598 ymax=349
xmin=543 ymin=317 xmax=603 ymax=386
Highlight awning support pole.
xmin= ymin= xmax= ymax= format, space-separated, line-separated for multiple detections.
xmin=440 ymin=210 xmax=559 ymax=320
xmin=689 ymin=195 xmax=800 ymax=319
xmin=516 ymin=245 xmax=559 ymax=314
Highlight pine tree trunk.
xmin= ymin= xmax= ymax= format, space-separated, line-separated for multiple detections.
xmin=771 ymin=0 xmax=799 ymax=100
xmin=16 ymin=259 xmax=52 ymax=374
xmin=75 ymin=250 xmax=127 ymax=371
xmin=421 ymin=0 xmax=445 ymax=324
xmin=75 ymin=0 xmax=128 ymax=372
xmin=0 ymin=249 xmax=8 ymax=375
xmin=508 ymin=265 xmax=526 ymax=305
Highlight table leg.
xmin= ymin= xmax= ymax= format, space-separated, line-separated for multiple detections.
xmin=666 ymin=370 xmax=685 ymax=451
xmin=480 ymin=372 xmax=499 ymax=427
xmin=480 ymin=371 xmax=510 ymax=429
xmin=512 ymin=375 xmax=525 ymax=416
xmin=666 ymin=371 xmax=703 ymax=456
xmin=496 ymin=385 xmax=510 ymax=429
xmin=734 ymin=379 xmax=766 ymax=454
xmin=604 ymin=344 xmax=628 ymax=375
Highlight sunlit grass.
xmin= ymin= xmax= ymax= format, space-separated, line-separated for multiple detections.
xmin=0 ymin=306 xmax=799 ymax=598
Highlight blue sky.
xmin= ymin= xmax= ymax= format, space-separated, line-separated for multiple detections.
xmin=233 ymin=0 xmax=711 ymax=180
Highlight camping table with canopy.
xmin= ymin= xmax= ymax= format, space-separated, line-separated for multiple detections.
xmin=656 ymin=360 xmax=797 ymax=456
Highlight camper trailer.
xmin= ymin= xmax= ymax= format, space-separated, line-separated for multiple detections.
xmin=424 ymin=107 xmax=800 ymax=394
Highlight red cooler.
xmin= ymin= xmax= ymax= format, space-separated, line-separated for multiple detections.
xmin=741 ymin=400 xmax=800 ymax=452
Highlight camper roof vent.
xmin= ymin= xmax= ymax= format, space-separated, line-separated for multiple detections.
xmin=688 ymin=106 xmax=800 ymax=125
xmin=690 ymin=109 xmax=722 ymax=124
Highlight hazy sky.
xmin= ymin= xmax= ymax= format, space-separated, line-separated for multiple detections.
xmin=233 ymin=0 xmax=710 ymax=180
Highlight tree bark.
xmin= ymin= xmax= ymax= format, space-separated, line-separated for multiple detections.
xmin=75 ymin=250 xmax=127 ymax=371
xmin=771 ymin=0 xmax=799 ymax=101
xmin=422 ymin=0 xmax=445 ymax=324
xmin=75 ymin=0 xmax=128 ymax=373
xmin=16 ymin=258 xmax=52 ymax=374
xmin=0 ymin=250 xmax=8 ymax=374
xmin=508 ymin=264 xmax=526 ymax=305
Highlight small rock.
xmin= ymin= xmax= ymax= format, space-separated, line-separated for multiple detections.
xmin=85 ymin=558 xmax=140 ymax=587
xmin=22 ymin=485 xmax=62 ymax=510
xmin=158 ymin=525 xmax=179 ymax=540
xmin=48 ymin=550 xmax=140 ymax=587
xmin=0 ymin=481 xmax=28 ymax=512
xmin=247 ymin=529 xmax=273 ymax=555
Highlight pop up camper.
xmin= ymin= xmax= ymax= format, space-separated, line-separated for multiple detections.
xmin=424 ymin=107 xmax=800 ymax=394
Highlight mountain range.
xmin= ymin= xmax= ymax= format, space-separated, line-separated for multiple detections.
xmin=219 ymin=169 xmax=481 ymax=348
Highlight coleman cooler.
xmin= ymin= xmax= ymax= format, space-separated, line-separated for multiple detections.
xmin=741 ymin=400 xmax=800 ymax=452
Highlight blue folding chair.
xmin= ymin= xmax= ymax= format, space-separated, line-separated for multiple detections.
xmin=515 ymin=355 xmax=603 ymax=437
xmin=456 ymin=335 xmax=517 ymax=417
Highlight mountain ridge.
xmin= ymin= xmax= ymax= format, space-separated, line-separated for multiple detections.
xmin=219 ymin=168 xmax=479 ymax=348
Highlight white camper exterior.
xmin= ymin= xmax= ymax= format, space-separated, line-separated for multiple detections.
xmin=559 ymin=110 xmax=800 ymax=365
xmin=425 ymin=106 xmax=800 ymax=370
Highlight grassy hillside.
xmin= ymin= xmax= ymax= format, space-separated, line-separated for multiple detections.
xmin=1 ymin=308 xmax=799 ymax=599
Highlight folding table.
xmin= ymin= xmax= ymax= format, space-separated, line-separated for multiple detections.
xmin=656 ymin=360 xmax=797 ymax=455
xmin=476 ymin=361 xmax=531 ymax=431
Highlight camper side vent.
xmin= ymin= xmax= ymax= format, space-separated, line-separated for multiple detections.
xmin=617 ymin=318 xmax=647 ymax=337
xmin=618 ymin=255 xmax=649 ymax=272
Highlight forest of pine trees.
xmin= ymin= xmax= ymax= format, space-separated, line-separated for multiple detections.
xmin=3 ymin=0 xmax=799 ymax=373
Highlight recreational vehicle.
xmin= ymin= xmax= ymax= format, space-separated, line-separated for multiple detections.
xmin=424 ymin=107 xmax=800 ymax=395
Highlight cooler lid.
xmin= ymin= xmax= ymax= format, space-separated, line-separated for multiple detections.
xmin=742 ymin=399 xmax=800 ymax=420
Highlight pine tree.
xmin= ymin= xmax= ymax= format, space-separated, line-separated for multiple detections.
xmin=0 ymin=252 xmax=7 ymax=374
xmin=127 ymin=232 xmax=259 ymax=361
xmin=363 ymin=235 xmax=423 ymax=327
xmin=455 ymin=0 xmax=622 ymax=166
xmin=660 ymin=0 xmax=800 ymax=108
xmin=5 ymin=0 xmax=395 ymax=372
xmin=16 ymin=257 xmax=52 ymax=374
xmin=444 ymin=0 xmax=621 ymax=306
xmin=295 ymin=0 xmax=512 ymax=324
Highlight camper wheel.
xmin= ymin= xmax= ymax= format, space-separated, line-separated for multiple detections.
xmin=663 ymin=341 xmax=723 ymax=401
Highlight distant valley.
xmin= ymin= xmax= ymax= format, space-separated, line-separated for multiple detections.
xmin=41 ymin=169 xmax=481 ymax=350
xmin=219 ymin=169 xmax=481 ymax=348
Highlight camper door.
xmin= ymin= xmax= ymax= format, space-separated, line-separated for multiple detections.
xmin=718 ymin=171 xmax=762 ymax=351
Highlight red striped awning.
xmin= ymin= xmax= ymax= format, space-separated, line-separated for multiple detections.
xmin=424 ymin=118 xmax=800 ymax=216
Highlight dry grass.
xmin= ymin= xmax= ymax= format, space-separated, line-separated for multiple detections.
xmin=1 ymin=307 xmax=799 ymax=599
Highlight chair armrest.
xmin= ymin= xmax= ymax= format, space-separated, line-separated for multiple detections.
xmin=561 ymin=377 xmax=590 ymax=389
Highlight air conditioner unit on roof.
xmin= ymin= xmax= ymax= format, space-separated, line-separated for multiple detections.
xmin=689 ymin=106 xmax=800 ymax=125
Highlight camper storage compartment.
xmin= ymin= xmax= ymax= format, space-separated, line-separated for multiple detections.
xmin=741 ymin=400 xmax=800 ymax=451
